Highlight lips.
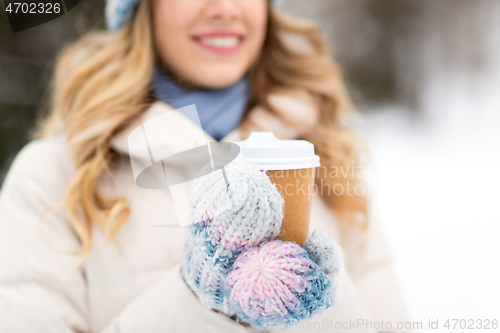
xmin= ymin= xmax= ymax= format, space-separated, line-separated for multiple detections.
xmin=192 ymin=31 xmax=244 ymax=54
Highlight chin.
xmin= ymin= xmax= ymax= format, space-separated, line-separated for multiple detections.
xmin=191 ymin=66 xmax=247 ymax=89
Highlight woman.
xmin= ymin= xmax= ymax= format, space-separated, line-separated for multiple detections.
xmin=0 ymin=0 xmax=411 ymax=332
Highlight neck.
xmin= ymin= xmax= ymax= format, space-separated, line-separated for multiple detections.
xmin=157 ymin=64 xmax=200 ymax=92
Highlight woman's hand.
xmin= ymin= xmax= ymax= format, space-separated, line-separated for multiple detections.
xmin=225 ymin=230 xmax=344 ymax=329
xmin=181 ymin=160 xmax=344 ymax=329
xmin=181 ymin=160 xmax=284 ymax=316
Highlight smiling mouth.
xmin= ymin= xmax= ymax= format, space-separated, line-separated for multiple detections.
xmin=192 ymin=34 xmax=244 ymax=54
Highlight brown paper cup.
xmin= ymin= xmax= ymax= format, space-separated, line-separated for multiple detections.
xmin=235 ymin=132 xmax=321 ymax=247
xmin=266 ymin=168 xmax=316 ymax=247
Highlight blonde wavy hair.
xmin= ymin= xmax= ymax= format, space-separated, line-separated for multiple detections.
xmin=36 ymin=0 xmax=369 ymax=263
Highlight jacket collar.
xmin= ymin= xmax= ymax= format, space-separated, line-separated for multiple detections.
xmin=110 ymin=92 xmax=318 ymax=157
xmin=111 ymin=101 xmax=242 ymax=157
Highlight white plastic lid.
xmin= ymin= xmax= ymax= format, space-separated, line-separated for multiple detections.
xmin=234 ymin=132 xmax=321 ymax=170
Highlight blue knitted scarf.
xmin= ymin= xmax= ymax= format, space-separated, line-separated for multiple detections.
xmin=152 ymin=67 xmax=250 ymax=141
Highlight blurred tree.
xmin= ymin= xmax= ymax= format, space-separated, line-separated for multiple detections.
xmin=282 ymin=0 xmax=419 ymax=106
xmin=282 ymin=0 xmax=500 ymax=114
xmin=0 ymin=0 xmax=104 ymax=186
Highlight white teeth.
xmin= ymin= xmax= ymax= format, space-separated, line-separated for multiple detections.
xmin=199 ymin=37 xmax=240 ymax=49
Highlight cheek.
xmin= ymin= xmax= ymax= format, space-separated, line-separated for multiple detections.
xmin=249 ymin=3 xmax=268 ymax=35
xmin=244 ymin=2 xmax=268 ymax=55
xmin=155 ymin=0 xmax=197 ymax=28
xmin=154 ymin=0 xmax=197 ymax=54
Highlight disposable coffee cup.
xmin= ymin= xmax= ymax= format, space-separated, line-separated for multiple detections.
xmin=235 ymin=132 xmax=320 ymax=247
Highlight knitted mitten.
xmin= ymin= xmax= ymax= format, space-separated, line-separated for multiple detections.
xmin=181 ymin=160 xmax=284 ymax=315
xmin=181 ymin=160 xmax=344 ymax=328
xmin=303 ymin=228 xmax=344 ymax=300
xmin=225 ymin=231 xmax=343 ymax=329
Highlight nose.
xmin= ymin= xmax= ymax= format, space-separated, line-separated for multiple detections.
xmin=204 ymin=0 xmax=242 ymax=22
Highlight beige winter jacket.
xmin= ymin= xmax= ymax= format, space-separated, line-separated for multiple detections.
xmin=0 ymin=98 xmax=412 ymax=333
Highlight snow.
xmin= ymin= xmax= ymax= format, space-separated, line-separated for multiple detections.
xmin=360 ymin=102 xmax=500 ymax=330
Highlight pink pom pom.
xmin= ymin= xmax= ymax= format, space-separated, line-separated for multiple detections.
xmin=225 ymin=241 xmax=333 ymax=329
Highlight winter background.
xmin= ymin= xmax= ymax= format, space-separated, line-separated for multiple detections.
xmin=1 ymin=1 xmax=499 ymax=331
